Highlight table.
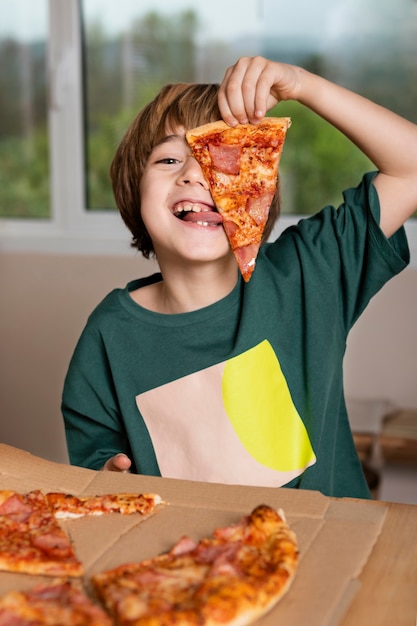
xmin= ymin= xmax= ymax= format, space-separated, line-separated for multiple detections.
xmin=340 ymin=499 xmax=417 ymax=626
xmin=348 ymin=400 xmax=417 ymax=498
xmin=0 ymin=444 xmax=416 ymax=625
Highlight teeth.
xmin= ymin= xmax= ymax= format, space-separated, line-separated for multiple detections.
xmin=185 ymin=202 xmax=201 ymax=212
xmin=196 ymin=221 xmax=210 ymax=227
xmin=174 ymin=202 xmax=203 ymax=214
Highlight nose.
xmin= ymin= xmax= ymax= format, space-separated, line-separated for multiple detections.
xmin=178 ymin=155 xmax=209 ymax=189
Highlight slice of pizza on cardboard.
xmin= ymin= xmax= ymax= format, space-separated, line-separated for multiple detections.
xmin=186 ymin=117 xmax=291 ymax=282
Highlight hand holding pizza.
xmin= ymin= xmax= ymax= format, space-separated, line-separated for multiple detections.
xmin=218 ymin=56 xmax=302 ymax=126
xmin=219 ymin=55 xmax=417 ymax=238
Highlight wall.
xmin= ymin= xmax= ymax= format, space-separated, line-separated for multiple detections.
xmin=1 ymin=251 xmax=416 ymax=464
xmin=0 ymin=251 xmax=158 ymax=463
xmin=344 ymin=266 xmax=417 ymax=408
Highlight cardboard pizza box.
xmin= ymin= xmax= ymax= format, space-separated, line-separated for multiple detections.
xmin=0 ymin=443 xmax=387 ymax=625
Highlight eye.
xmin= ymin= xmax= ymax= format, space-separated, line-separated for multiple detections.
xmin=155 ymin=157 xmax=181 ymax=165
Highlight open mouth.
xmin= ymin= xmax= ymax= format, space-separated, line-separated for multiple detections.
xmin=173 ymin=202 xmax=223 ymax=226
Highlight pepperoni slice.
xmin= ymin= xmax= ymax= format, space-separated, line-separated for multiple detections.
xmin=31 ymin=531 xmax=72 ymax=554
xmin=222 ymin=220 xmax=239 ymax=239
xmin=233 ymin=244 xmax=258 ymax=282
xmin=247 ymin=192 xmax=274 ymax=226
xmin=170 ymin=535 xmax=198 ymax=556
xmin=0 ymin=493 xmax=32 ymax=520
xmin=208 ymin=143 xmax=241 ymax=175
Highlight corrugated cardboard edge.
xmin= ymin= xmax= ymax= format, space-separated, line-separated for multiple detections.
xmin=294 ymin=497 xmax=388 ymax=626
xmin=324 ymin=497 xmax=388 ymax=626
xmin=0 ymin=444 xmax=329 ymax=515
xmin=0 ymin=444 xmax=97 ymax=493
xmin=326 ymin=580 xmax=361 ymax=626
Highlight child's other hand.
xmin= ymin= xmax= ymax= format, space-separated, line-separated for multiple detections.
xmin=102 ymin=453 xmax=132 ymax=472
xmin=218 ymin=56 xmax=302 ymax=126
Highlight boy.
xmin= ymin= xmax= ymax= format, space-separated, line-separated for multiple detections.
xmin=62 ymin=56 xmax=416 ymax=498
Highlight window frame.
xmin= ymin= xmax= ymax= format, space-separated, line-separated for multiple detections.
xmin=0 ymin=0 xmax=132 ymax=255
xmin=0 ymin=0 xmax=416 ymax=266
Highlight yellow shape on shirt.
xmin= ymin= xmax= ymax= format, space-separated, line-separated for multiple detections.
xmin=222 ymin=340 xmax=316 ymax=472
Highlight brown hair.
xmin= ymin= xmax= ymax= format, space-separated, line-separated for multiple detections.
xmin=110 ymin=83 xmax=281 ymax=258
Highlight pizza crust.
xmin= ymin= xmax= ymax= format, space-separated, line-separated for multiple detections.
xmin=186 ymin=117 xmax=291 ymax=141
xmin=46 ymin=491 xmax=164 ymax=518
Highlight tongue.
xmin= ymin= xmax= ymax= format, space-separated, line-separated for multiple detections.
xmin=182 ymin=211 xmax=223 ymax=224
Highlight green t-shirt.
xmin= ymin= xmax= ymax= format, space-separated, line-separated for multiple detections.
xmin=62 ymin=173 xmax=409 ymax=498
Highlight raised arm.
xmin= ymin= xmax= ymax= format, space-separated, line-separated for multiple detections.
xmin=218 ymin=56 xmax=417 ymax=237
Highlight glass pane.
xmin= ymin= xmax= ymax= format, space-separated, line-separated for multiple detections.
xmin=263 ymin=0 xmax=417 ymax=215
xmin=82 ymin=0 xmax=417 ymax=218
xmin=82 ymin=0 xmax=263 ymax=210
xmin=0 ymin=0 xmax=49 ymax=219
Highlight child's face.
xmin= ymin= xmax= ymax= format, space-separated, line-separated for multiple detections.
xmin=140 ymin=130 xmax=234 ymax=271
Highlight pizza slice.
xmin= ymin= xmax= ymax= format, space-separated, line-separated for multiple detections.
xmin=0 ymin=489 xmax=164 ymax=577
xmin=92 ymin=504 xmax=298 ymax=626
xmin=186 ymin=117 xmax=291 ymax=282
xmin=45 ymin=491 xmax=163 ymax=519
xmin=0 ymin=489 xmax=84 ymax=577
xmin=0 ymin=580 xmax=112 ymax=626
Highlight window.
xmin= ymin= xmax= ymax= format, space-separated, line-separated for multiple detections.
xmin=0 ymin=0 xmax=48 ymax=218
xmin=1 ymin=0 xmax=416 ymax=261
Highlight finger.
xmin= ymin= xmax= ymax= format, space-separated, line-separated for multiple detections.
xmin=113 ymin=453 xmax=132 ymax=472
xmin=251 ymin=64 xmax=281 ymax=122
xmin=218 ymin=59 xmax=251 ymax=126
xmin=239 ymin=57 xmax=272 ymax=123
xmin=219 ymin=57 xmax=279 ymax=126
xmin=102 ymin=453 xmax=131 ymax=472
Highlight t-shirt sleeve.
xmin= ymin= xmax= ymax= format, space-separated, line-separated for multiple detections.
xmin=274 ymin=172 xmax=410 ymax=332
xmin=61 ymin=323 xmax=134 ymax=471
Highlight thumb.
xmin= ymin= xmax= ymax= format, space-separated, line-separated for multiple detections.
xmin=102 ymin=453 xmax=132 ymax=472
